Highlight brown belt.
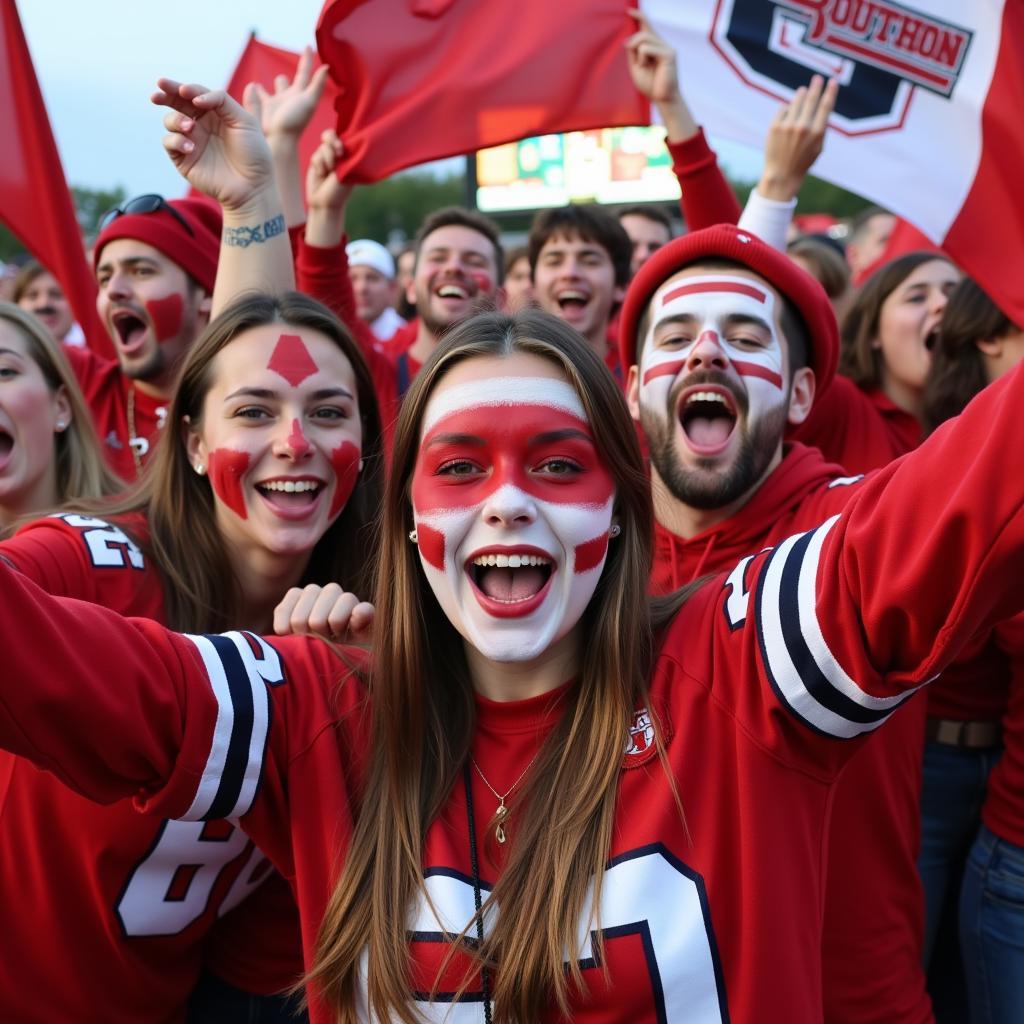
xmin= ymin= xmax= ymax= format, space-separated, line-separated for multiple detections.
xmin=926 ymin=717 xmax=1002 ymax=750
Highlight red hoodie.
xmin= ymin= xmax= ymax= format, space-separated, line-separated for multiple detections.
xmin=651 ymin=442 xmax=934 ymax=1024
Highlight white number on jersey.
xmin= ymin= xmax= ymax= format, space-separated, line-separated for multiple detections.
xmin=723 ymin=553 xmax=758 ymax=630
xmin=117 ymin=819 xmax=256 ymax=936
xmin=406 ymin=846 xmax=727 ymax=1021
xmin=52 ymin=513 xmax=144 ymax=570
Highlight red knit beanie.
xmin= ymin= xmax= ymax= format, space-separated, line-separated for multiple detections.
xmin=618 ymin=224 xmax=838 ymax=397
xmin=93 ymin=197 xmax=221 ymax=294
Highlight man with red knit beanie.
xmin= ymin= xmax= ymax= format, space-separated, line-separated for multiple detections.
xmin=620 ymin=224 xmax=934 ymax=1024
xmin=71 ymin=195 xmax=221 ymax=480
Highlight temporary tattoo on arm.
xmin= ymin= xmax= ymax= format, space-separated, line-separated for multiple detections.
xmin=223 ymin=214 xmax=287 ymax=248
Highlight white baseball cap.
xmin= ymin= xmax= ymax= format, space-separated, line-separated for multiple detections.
xmin=346 ymin=239 xmax=395 ymax=279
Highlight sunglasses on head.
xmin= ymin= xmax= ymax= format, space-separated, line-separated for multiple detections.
xmin=99 ymin=194 xmax=194 ymax=237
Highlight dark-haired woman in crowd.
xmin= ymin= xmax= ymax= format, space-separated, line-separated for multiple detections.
xmin=0 ymin=296 xmax=1021 ymax=1021
xmin=791 ymin=251 xmax=960 ymax=474
xmin=918 ymin=278 xmax=1024 ymax=1024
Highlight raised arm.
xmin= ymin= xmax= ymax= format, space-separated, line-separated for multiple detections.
xmin=152 ymin=79 xmax=294 ymax=315
xmin=738 ymin=76 xmax=838 ymax=250
xmin=746 ymin=362 xmax=1024 ymax=742
xmin=624 ymin=9 xmax=741 ymax=229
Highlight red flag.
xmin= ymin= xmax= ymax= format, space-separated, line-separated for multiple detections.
xmin=0 ymin=0 xmax=107 ymax=353
xmin=315 ymin=0 xmax=647 ymax=184
xmin=223 ymin=34 xmax=339 ymax=198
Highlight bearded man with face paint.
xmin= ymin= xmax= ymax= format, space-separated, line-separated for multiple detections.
xmin=69 ymin=197 xmax=220 ymax=480
xmin=622 ymin=225 xmax=934 ymax=1024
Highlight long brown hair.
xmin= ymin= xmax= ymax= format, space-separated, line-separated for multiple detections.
xmin=838 ymin=251 xmax=951 ymax=389
xmin=310 ymin=309 xmax=668 ymax=1021
xmin=922 ymin=278 xmax=1016 ymax=434
xmin=84 ymin=292 xmax=384 ymax=631
xmin=0 ymin=303 xmax=124 ymax=521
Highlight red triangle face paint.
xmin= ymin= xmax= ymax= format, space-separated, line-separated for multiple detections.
xmin=208 ymin=448 xmax=251 ymax=520
xmin=267 ymin=334 xmax=319 ymax=388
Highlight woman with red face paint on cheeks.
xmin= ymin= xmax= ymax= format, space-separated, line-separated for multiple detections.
xmin=2 ymin=306 xmax=1024 ymax=1022
xmin=0 ymin=292 xmax=383 ymax=1024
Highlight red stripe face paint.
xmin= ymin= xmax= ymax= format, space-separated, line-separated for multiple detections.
xmin=208 ymin=448 xmax=251 ymax=520
xmin=411 ymin=375 xmax=616 ymax=664
xmin=731 ymin=361 xmax=784 ymax=389
xmin=638 ymin=273 xmax=788 ymax=438
xmin=467 ymin=270 xmax=493 ymax=296
xmin=328 ymin=440 xmax=360 ymax=519
xmin=145 ymin=294 xmax=184 ymax=343
xmin=573 ymin=532 xmax=609 ymax=574
xmin=267 ymin=333 xmax=319 ymax=387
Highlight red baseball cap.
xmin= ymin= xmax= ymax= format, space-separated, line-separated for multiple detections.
xmin=618 ymin=224 xmax=838 ymax=397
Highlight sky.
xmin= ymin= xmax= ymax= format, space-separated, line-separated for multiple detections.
xmin=20 ymin=0 xmax=763 ymax=200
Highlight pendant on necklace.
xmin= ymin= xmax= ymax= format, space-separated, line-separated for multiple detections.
xmin=494 ymin=801 xmax=508 ymax=844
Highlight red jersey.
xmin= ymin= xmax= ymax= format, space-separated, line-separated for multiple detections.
xmin=0 ymin=513 xmax=303 ymax=1022
xmin=64 ymin=343 xmax=166 ymax=481
xmin=651 ymin=443 xmax=931 ymax=1023
xmin=1 ymin=361 xmax=1022 ymax=1022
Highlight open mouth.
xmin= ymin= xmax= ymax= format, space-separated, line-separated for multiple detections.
xmin=679 ymin=388 xmax=739 ymax=454
xmin=924 ymin=326 xmax=940 ymax=352
xmin=110 ymin=310 xmax=149 ymax=353
xmin=255 ymin=478 xmax=325 ymax=517
xmin=466 ymin=549 xmax=554 ymax=618
xmin=556 ymin=290 xmax=589 ymax=316
xmin=436 ymin=283 xmax=469 ymax=301
xmin=0 ymin=427 xmax=13 ymax=468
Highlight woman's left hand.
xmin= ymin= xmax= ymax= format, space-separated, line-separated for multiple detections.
xmin=273 ymin=583 xmax=374 ymax=642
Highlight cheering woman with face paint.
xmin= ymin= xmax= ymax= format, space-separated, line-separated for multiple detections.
xmin=0 ymin=307 xmax=1023 ymax=1022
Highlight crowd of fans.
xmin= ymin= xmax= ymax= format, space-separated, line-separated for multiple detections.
xmin=0 ymin=15 xmax=1020 ymax=1024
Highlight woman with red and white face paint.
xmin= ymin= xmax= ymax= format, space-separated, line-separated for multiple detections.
xmin=0 ymin=292 xmax=382 ymax=1023
xmin=1 ymin=308 xmax=1024 ymax=1022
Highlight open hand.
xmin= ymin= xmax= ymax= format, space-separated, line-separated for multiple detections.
xmin=244 ymin=47 xmax=330 ymax=142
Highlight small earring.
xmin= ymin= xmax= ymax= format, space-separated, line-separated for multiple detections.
xmin=609 ymin=523 xmax=622 ymax=538
xmin=408 ymin=528 xmax=418 ymax=544
xmin=358 ymin=459 xmax=365 ymax=474
xmin=55 ymin=420 xmax=67 ymax=432
xmin=194 ymin=463 xmax=206 ymax=476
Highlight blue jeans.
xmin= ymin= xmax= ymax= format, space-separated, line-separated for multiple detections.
xmin=959 ymin=825 xmax=1024 ymax=1024
xmin=918 ymin=741 xmax=1002 ymax=962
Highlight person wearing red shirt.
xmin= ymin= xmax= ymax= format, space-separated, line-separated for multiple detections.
xmin=618 ymin=225 xmax=933 ymax=1024
xmin=0 ymin=291 xmax=383 ymax=1024
xmin=80 ymin=194 xmax=220 ymax=479
xmin=0 ymin=300 xmax=1023 ymax=1021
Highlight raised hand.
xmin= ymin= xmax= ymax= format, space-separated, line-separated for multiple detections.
xmin=244 ymin=46 xmax=330 ymax=142
xmin=759 ymin=75 xmax=839 ymax=202
xmin=624 ymin=8 xmax=681 ymax=106
xmin=273 ymin=583 xmax=374 ymax=642
xmin=153 ymin=79 xmax=273 ymax=212
xmin=306 ymin=129 xmax=352 ymax=212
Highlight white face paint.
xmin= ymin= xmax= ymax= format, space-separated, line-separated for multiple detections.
xmin=638 ymin=273 xmax=788 ymax=458
xmin=410 ymin=376 xmax=616 ymax=662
